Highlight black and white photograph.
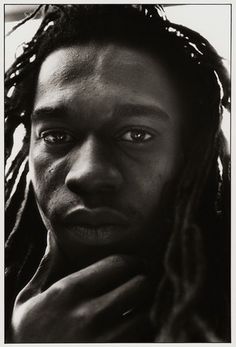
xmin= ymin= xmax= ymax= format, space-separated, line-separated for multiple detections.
xmin=4 ymin=3 xmax=231 ymax=343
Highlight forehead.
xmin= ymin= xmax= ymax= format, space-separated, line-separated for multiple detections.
xmin=36 ymin=43 xmax=177 ymax=92
xmin=34 ymin=43 xmax=183 ymax=123
xmin=37 ymin=43 xmax=170 ymax=83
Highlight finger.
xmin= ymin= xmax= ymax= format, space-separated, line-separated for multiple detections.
xmin=50 ymin=254 xmax=145 ymax=299
xmin=93 ymin=274 xmax=153 ymax=321
xmin=16 ymin=231 xmax=68 ymax=303
xmin=99 ymin=311 xmax=154 ymax=342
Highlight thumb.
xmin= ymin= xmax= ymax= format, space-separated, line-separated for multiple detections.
xmin=16 ymin=230 xmax=68 ymax=303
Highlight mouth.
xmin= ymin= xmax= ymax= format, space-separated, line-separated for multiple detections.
xmin=63 ymin=207 xmax=129 ymax=230
xmin=61 ymin=208 xmax=131 ymax=245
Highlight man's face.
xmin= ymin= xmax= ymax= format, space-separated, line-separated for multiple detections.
xmin=29 ymin=43 xmax=183 ymax=267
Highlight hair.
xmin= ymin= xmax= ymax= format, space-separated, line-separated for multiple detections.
xmin=5 ymin=4 xmax=230 ymax=342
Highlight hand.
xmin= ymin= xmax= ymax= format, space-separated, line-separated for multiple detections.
xmin=11 ymin=232 xmax=154 ymax=342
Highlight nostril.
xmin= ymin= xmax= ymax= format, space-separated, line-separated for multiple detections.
xmin=65 ymin=165 xmax=123 ymax=195
xmin=65 ymin=173 xmax=122 ymax=208
xmin=64 ymin=138 xmax=123 ymax=195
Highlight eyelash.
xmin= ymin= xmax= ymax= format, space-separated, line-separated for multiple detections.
xmin=40 ymin=130 xmax=74 ymax=145
xmin=39 ymin=128 xmax=154 ymax=146
xmin=117 ymin=128 xmax=153 ymax=144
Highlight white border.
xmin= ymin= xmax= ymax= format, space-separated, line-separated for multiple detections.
xmin=2 ymin=1 xmax=234 ymax=346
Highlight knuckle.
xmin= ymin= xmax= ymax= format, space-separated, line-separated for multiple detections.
xmin=133 ymin=274 xmax=149 ymax=288
xmin=73 ymin=304 xmax=94 ymax=329
xmin=135 ymin=274 xmax=147 ymax=282
xmin=89 ymin=299 xmax=103 ymax=321
xmin=108 ymin=254 xmax=133 ymax=269
xmin=83 ymin=300 xmax=105 ymax=327
xmin=49 ymin=281 xmax=66 ymax=299
xmin=78 ymin=305 xmax=90 ymax=321
xmin=109 ymin=254 xmax=126 ymax=265
xmin=108 ymin=254 xmax=145 ymax=274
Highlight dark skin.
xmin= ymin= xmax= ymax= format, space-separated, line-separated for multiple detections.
xmin=11 ymin=43 xmax=184 ymax=342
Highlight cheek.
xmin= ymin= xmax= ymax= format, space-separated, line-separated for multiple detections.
xmin=124 ymin=153 xmax=179 ymax=213
xmin=28 ymin=146 xmax=67 ymax=211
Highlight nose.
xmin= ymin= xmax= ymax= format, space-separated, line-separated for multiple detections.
xmin=65 ymin=136 xmax=123 ymax=196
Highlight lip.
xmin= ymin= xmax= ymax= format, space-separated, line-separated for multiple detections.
xmin=63 ymin=207 xmax=129 ymax=229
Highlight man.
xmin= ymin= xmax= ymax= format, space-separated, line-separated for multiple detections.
xmin=5 ymin=4 xmax=230 ymax=342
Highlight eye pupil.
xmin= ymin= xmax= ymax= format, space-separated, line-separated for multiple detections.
xmin=131 ymin=129 xmax=145 ymax=141
xmin=56 ymin=134 xmax=64 ymax=141
xmin=42 ymin=131 xmax=72 ymax=144
xmin=49 ymin=134 xmax=64 ymax=142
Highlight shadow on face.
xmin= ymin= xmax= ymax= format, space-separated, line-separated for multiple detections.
xmin=29 ymin=42 xmax=184 ymax=268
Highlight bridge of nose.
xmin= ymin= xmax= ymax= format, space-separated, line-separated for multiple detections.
xmin=65 ymin=135 xmax=123 ymax=193
xmin=70 ymin=135 xmax=111 ymax=169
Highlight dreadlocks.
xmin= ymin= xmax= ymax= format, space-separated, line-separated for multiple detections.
xmin=5 ymin=4 xmax=230 ymax=342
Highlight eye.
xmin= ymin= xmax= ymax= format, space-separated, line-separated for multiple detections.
xmin=40 ymin=130 xmax=74 ymax=145
xmin=119 ymin=128 xmax=153 ymax=143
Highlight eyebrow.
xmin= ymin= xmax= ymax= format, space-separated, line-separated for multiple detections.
xmin=31 ymin=106 xmax=68 ymax=121
xmin=113 ymin=103 xmax=169 ymax=121
xmin=31 ymin=103 xmax=169 ymax=122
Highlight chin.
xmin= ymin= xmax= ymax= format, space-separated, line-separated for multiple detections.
xmin=55 ymin=224 xmax=151 ymax=265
